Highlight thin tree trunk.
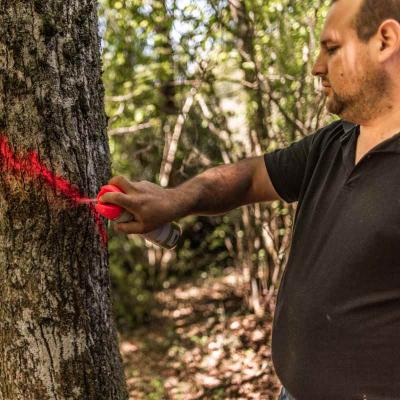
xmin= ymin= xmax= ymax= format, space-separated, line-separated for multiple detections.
xmin=229 ymin=0 xmax=269 ymax=141
xmin=0 ymin=1 xmax=128 ymax=399
xmin=152 ymin=0 xmax=177 ymax=116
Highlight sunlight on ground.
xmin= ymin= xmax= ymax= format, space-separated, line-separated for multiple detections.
xmin=119 ymin=268 xmax=281 ymax=399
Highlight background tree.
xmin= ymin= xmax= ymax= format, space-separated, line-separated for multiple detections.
xmin=0 ymin=0 xmax=127 ymax=398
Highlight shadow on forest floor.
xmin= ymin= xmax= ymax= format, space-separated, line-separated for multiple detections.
xmin=119 ymin=268 xmax=281 ymax=399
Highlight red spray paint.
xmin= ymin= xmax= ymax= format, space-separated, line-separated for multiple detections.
xmin=0 ymin=135 xmax=107 ymax=244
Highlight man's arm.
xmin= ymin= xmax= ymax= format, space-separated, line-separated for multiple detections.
xmin=174 ymin=155 xmax=282 ymax=216
xmin=100 ymin=156 xmax=282 ymax=234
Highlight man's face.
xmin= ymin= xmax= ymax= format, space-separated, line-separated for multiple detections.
xmin=312 ymin=0 xmax=390 ymax=123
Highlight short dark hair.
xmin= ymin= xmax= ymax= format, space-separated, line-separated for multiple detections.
xmin=331 ymin=0 xmax=400 ymax=42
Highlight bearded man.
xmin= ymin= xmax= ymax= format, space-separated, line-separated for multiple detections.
xmin=102 ymin=0 xmax=400 ymax=398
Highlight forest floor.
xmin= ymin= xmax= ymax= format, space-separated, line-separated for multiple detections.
xmin=119 ymin=268 xmax=281 ymax=400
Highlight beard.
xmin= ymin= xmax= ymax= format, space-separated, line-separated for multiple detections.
xmin=325 ymin=66 xmax=390 ymax=123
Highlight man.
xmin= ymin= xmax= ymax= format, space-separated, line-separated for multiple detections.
xmin=101 ymin=0 xmax=400 ymax=398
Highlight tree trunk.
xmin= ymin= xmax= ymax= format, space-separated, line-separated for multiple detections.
xmin=229 ymin=0 xmax=269 ymax=142
xmin=152 ymin=0 xmax=177 ymax=116
xmin=0 ymin=1 xmax=128 ymax=399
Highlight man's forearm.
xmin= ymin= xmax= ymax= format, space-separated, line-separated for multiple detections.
xmin=169 ymin=159 xmax=255 ymax=218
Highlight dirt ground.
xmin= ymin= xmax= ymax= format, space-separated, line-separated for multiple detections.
xmin=119 ymin=269 xmax=282 ymax=399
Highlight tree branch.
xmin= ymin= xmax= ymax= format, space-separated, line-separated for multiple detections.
xmin=108 ymin=122 xmax=153 ymax=136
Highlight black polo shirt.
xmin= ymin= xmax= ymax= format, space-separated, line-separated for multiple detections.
xmin=264 ymin=120 xmax=400 ymax=400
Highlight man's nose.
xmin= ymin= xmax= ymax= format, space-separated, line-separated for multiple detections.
xmin=312 ymin=53 xmax=327 ymax=77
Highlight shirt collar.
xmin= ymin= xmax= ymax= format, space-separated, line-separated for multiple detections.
xmin=340 ymin=120 xmax=400 ymax=154
xmin=340 ymin=120 xmax=358 ymax=143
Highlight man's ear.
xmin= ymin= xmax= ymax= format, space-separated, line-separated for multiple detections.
xmin=376 ymin=19 xmax=400 ymax=63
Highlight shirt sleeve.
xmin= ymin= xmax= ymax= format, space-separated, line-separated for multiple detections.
xmin=264 ymin=133 xmax=316 ymax=203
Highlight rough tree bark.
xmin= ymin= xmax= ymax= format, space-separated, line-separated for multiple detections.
xmin=0 ymin=1 xmax=128 ymax=399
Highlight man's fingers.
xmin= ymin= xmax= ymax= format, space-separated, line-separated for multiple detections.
xmin=99 ymin=192 xmax=135 ymax=210
xmin=114 ymin=221 xmax=144 ymax=234
xmin=108 ymin=175 xmax=135 ymax=193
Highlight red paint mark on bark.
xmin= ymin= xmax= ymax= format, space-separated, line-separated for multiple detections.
xmin=0 ymin=135 xmax=108 ymax=244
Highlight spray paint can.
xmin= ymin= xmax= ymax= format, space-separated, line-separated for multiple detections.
xmin=94 ymin=184 xmax=182 ymax=250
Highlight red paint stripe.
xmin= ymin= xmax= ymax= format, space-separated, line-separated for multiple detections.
xmin=0 ymin=135 xmax=107 ymax=244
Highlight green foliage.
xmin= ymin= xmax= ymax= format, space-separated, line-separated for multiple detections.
xmin=108 ymin=231 xmax=157 ymax=329
xmin=147 ymin=379 xmax=166 ymax=399
xmin=99 ymin=0 xmax=332 ymax=331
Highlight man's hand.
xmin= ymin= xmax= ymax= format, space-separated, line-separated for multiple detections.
xmin=99 ymin=176 xmax=180 ymax=234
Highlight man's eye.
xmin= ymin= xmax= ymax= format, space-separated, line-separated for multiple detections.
xmin=327 ymin=47 xmax=339 ymax=55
